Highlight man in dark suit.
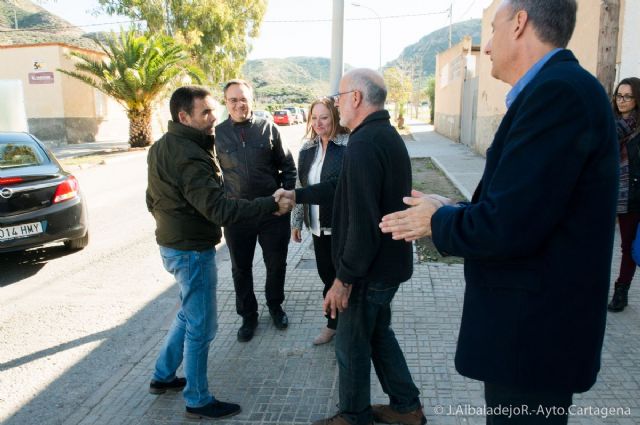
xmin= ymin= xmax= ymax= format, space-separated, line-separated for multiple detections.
xmin=380 ymin=1 xmax=618 ymax=424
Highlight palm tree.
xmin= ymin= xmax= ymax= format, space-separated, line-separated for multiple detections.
xmin=59 ymin=30 xmax=204 ymax=147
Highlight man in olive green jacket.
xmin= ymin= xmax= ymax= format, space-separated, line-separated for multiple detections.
xmin=146 ymin=86 xmax=291 ymax=420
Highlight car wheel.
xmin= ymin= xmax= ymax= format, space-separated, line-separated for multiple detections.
xmin=65 ymin=231 xmax=89 ymax=250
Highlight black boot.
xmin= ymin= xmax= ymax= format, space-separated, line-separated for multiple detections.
xmin=608 ymin=282 xmax=630 ymax=312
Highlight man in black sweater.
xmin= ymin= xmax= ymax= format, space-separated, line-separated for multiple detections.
xmin=147 ymin=86 xmax=292 ymax=420
xmin=276 ymin=69 xmax=426 ymax=425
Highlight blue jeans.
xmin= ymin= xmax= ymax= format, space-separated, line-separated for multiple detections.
xmin=153 ymin=246 xmax=218 ymax=408
xmin=336 ymin=281 xmax=421 ymax=425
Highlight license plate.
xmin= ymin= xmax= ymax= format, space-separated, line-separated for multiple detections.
xmin=0 ymin=222 xmax=45 ymax=242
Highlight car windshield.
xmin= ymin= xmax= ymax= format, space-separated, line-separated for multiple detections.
xmin=0 ymin=141 xmax=48 ymax=169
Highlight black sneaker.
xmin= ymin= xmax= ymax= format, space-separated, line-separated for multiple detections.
xmin=149 ymin=377 xmax=186 ymax=394
xmin=237 ymin=315 xmax=258 ymax=342
xmin=185 ymin=400 xmax=241 ymax=420
xmin=269 ymin=306 xmax=288 ymax=330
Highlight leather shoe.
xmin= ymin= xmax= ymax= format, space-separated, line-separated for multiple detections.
xmin=372 ymin=404 xmax=427 ymax=425
xmin=185 ymin=400 xmax=241 ymax=420
xmin=269 ymin=306 xmax=288 ymax=330
xmin=149 ymin=377 xmax=186 ymax=394
xmin=237 ymin=315 xmax=258 ymax=342
xmin=311 ymin=413 xmax=372 ymax=425
xmin=313 ymin=327 xmax=336 ymax=345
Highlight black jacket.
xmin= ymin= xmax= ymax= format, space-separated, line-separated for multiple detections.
xmin=296 ymin=110 xmax=413 ymax=286
xmin=292 ymin=134 xmax=348 ymax=230
xmin=214 ymin=116 xmax=297 ymax=200
xmin=432 ymin=50 xmax=618 ymax=392
xmin=624 ymin=130 xmax=640 ymax=212
xmin=146 ymin=121 xmax=277 ymax=251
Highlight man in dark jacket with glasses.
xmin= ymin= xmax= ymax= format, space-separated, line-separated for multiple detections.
xmin=215 ymin=79 xmax=297 ymax=342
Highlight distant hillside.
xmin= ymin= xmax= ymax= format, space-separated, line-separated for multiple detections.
xmin=242 ymin=57 xmax=351 ymax=105
xmin=387 ymin=19 xmax=481 ymax=76
xmin=242 ymin=20 xmax=481 ymax=104
xmin=0 ymin=0 xmax=99 ymax=49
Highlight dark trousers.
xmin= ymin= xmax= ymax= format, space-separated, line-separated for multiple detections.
xmin=484 ymin=382 xmax=572 ymax=425
xmin=336 ymin=281 xmax=421 ymax=425
xmin=312 ymin=233 xmax=338 ymax=329
xmin=224 ymin=213 xmax=290 ymax=318
xmin=616 ymin=212 xmax=640 ymax=284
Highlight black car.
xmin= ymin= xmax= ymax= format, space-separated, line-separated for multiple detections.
xmin=0 ymin=132 xmax=89 ymax=253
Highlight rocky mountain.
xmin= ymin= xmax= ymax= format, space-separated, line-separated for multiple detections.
xmin=241 ymin=19 xmax=482 ymax=103
xmin=0 ymin=0 xmax=99 ymax=49
xmin=387 ymin=19 xmax=481 ymax=76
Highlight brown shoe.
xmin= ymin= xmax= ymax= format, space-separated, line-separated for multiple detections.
xmin=311 ymin=413 xmax=372 ymax=425
xmin=313 ymin=327 xmax=336 ymax=345
xmin=372 ymin=405 xmax=427 ymax=425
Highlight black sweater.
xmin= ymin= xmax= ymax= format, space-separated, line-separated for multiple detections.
xmin=296 ymin=110 xmax=413 ymax=286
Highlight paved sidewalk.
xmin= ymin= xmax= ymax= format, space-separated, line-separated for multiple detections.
xmin=61 ymin=125 xmax=639 ymax=424
xmin=48 ymin=140 xmax=131 ymax=160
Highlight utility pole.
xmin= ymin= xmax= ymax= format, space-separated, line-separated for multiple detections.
xmin=330 ymin=0 xmax=345 ymax=94
xmin=448 ymin=2 xmax=453 ymax=48
xmin=12 ymin=0 xmax=18 ymax=29
xmin=596 ymin=0 xmax=620 ymax=97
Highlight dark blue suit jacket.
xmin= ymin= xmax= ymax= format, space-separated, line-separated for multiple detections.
xmin=431 ymin=50 xmax=618 ymax=393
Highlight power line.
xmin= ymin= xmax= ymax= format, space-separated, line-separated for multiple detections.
xmin=263 ymin=10 xmax=450 ymax=23
xmin=0 ymin=9 xmax=449 ymax=34
xmin=458 ymin=0 xmax=478 ymax=21
xmin=0 ymin=19 xmax=144 ymax=33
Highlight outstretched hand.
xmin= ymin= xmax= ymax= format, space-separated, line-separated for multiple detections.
xmin=379 ymin=189 xmax=452 ymax=241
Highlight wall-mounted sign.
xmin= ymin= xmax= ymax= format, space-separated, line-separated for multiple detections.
xmin=28 ymin=72 xmax=54 ymax=84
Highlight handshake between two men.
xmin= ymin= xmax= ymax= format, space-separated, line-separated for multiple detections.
xmin=272 ymin=188 xmax=296 ymax=216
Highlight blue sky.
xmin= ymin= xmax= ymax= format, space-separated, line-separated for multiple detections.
xmin=40 ymin=0 xmax=493 ymax=69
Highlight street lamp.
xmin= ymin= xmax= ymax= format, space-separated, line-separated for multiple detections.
xmin=352 ymin=2 xmax=382 ymax=71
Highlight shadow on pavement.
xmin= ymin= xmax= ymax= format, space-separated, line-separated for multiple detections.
xmin=0 ymin=245 xmax=76 ymax=287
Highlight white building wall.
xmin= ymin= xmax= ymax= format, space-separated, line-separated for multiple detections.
xmin=619 ymin=0 xmax=640 ymax=80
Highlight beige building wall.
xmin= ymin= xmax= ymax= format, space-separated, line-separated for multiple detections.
xmin=0 ymin=44 xmax=65 ymax=119
xmin=0 ymin=42 xmax=170 ymax=144
xmin=434 ymin=36 xmax=477 ymax=142
xmin=475 ymin=0 xmax=510 ymax=155
xmin=474 ymin=0 xmax=623 ymax=155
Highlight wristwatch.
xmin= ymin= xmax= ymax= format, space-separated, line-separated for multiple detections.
xmin=341 ymin=281 xmax=351 ymax=288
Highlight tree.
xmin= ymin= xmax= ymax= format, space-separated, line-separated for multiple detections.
xmin=423 ymin=75 xmax=436 ymax=124
xmin=58 ymin=30 xmax=203 ymax=147
xmin=383 ymin=67 xmax=412 ymax=120
xmin=97 ymin=0 xmax=267 ymax=84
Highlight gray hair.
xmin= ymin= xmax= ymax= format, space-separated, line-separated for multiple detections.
xmin=347 ymin=68 xmax=387 ymax=108
xmin=507 ymin=0 xmax=577 ymax=48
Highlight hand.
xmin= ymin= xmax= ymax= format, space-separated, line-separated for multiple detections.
xmin=379 ymin=189 xmax=443 ymax=241
xmin=426 ymin=193 xmax=454 ymax=206
xmin=274 ymin=195 xmax=293 ymax=216
xmin=322 ymin=278 xmax=352 ymax=319
xmin=291 ymin=228 xmax=302 ymax=243
xmin=273 ymin=188 xmax=296 ymax=203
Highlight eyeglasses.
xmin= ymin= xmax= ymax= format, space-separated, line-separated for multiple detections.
xmin=328 ymin=90 xmax=357 ymax=102
xmin=225 ymin=97 xmax=249 ymax=105
xmin=615 ymin=94 xmax=635 ymax=103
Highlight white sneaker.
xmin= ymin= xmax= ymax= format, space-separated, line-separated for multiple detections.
xmin=313 ymin=327 xmax=336 ymax=345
